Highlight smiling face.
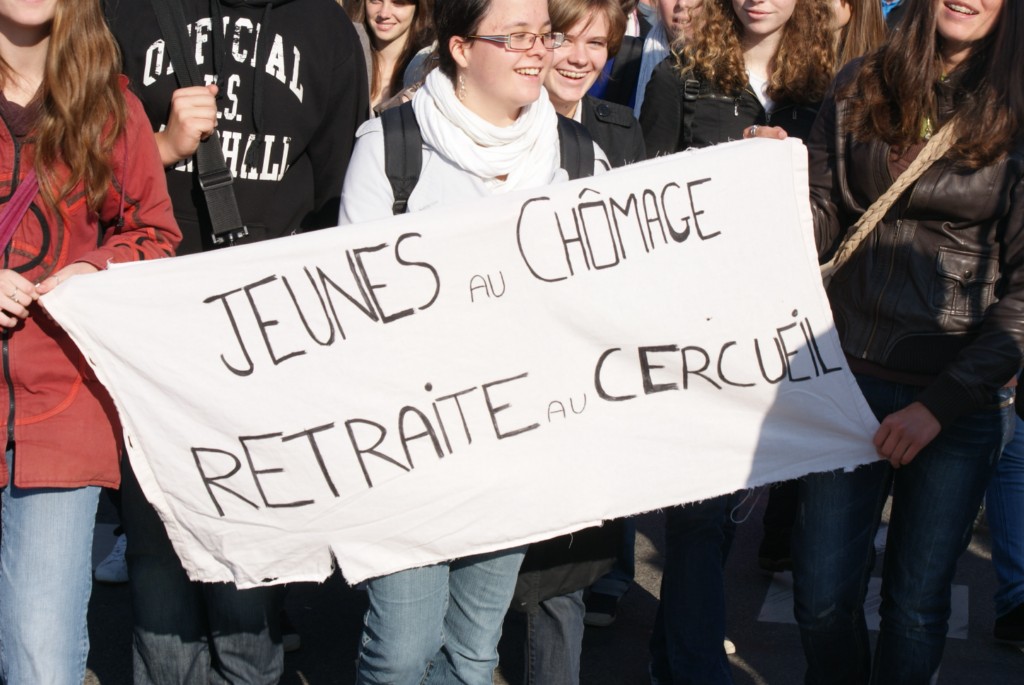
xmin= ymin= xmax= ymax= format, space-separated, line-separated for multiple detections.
xmin=544 ymin=10 xmax=610 ymax=117
xmin=452 ymin=0 xmax=553 ymax=126
xmin=658 ymin=0 xmax=702 ymax=40
xmin=936 ymin=0 xmax=1003 ymax=68
xmin=732 ymin=0 xmax=798 ymax=42
xmin=365 ymin=0 xmax=417 ymax=49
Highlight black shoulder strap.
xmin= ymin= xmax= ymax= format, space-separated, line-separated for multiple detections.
xmin=381 ymin=102 xmax=423 ymax=215
xmin=609 ymin=35 xmax=642 ymax=85
xmin=556 ymin=115 xmax=595 ymax=180
xmin=150 ymin=0 xmax=247 ymax=246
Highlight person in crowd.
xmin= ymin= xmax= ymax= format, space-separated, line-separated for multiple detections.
xmin=639 ymin=0 xmax=834 ymax=680
xmin=0 ymin=1 xmax=181 ymax=682
xmin=339 ymin=0 xmax=607 ymax=679
xmin=540 ymin=0 xmax=647 ymax=631
xmin=103 ymin=0 xmax=368 ymax=681
xmin=787 ymin=0 xmax=1024 ymax=682
xmin=510 ymin=1 xmax=644 ymax=679
xmin=348 ymin=0 xmax=435 ymax=112
xmin=756 ymin=0 xmax=888 ymax=575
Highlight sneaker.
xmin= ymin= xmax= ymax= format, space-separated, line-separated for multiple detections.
xmin=281 ymin=609 xmax=301 ymax=653
xmin=994 ymin=602 xmax=1024 ymax=645
xmin=583 ymin=591 xmax=620 ymax=628
xmin=94 ymin=533 xmax=128 ymax=584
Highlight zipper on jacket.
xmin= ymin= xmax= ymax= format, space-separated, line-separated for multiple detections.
xmin=862 ymin=218 xmax=902 ymax=355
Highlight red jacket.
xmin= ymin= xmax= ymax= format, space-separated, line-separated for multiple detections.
xmin=0 ymin=82 xmax=181 ymax=489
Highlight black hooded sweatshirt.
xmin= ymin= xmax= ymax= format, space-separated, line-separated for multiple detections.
xmin=106 ymin=0 xmax=369 ymax=254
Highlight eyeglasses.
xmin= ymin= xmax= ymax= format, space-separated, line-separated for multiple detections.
xmin=467 ymin=31 xmax=565 ymax=51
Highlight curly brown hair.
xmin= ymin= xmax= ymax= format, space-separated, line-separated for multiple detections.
xmin=844 ymin=0 xmax=1024 ymax=168
xmin=0 ymin=0 xmax=127 ymax=213
xmin=674 ymin=0 xmax=835 ymax=107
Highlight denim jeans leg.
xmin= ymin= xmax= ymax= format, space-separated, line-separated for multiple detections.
xmin=792 ymin=461 xmax=890 ymax=685
xmin=986 ymin=415 xmax=1024 ymax=617
xmin=0 ymin=450 xmax=100 ymax=685
xmin=122 ymin=459 xmax=283 ymax=685
xmin=649 ymin=495 xmax=734 ymax=685
xmin=525 ymin=589 xmax=585 ymax=685
xmin=871 ymin=397 xmax=1009 ymax=685
xmin=356 ymin=564 xmax=450 ymax=685
xmin=428 ymin=545 xmax=527 ymax=685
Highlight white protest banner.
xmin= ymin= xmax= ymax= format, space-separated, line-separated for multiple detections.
xmin=43 ymin=139 xmax=878 ymax=587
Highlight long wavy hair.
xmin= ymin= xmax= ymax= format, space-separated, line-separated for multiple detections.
xmin=0 ymin=0 xmax=127 ymax=213
xmin=674 ymin=0 xmax=835 ymax=107
xmin=844 ymin=0 xmax=1023 ymax=168
xmin=349 ymin=0 xmax=436 ymax=101
xmin=834 ymin=0 xmax=886 ymax=70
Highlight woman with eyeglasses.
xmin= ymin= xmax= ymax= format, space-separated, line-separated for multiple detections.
xmin=339 ymin=0 xmax=605 ymax=680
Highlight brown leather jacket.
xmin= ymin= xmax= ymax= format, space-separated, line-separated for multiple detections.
xmin=809 ymin=62 xmax=1024 ymax=426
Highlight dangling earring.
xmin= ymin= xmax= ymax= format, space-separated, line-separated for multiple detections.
xmin=458 ymin=74 xmax=467 ymax=101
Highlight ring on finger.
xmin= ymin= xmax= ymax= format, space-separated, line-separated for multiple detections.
xmin=8 ymin=288 xmax=18 ymax=301
xmin=748 ymin=125 xmax=758 ymax=138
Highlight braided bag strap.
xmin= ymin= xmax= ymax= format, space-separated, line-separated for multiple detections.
xmin=820 ymin=120 xmax=958 ymax=282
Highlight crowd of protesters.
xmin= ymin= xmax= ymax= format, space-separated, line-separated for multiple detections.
xmin=0 ymin=0 xmax=1021 ymax=683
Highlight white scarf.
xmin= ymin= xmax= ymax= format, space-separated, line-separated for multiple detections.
xmin=633 ymin=22 xmax=670 ymax=120
xmin=412 ymin=68 xmax=562 ymax=193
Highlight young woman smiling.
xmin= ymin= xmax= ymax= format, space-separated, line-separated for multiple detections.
xmin=637 ymin=2 xmax=833 ymax=683
xmin=348 ymin=0 xmax=434 ymax=111
xmin=545 ymin=0 xmax=645 ymax=166
xmin=640 ymin=0 xmax=834 ymax=154
xmin=0 ymin=0 xmax=180 ymax=681
xmin=339 ymin=0 xmax=605 ymax=680
xmin=792 ymin=0 xmax=1024 ymax=682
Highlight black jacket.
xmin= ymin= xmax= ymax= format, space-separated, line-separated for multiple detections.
xmin=809 ymin=62 xmax=1024 ymax=426
xmin=106 ymin=0 xmax=368 ymax=254
xmin=581 ymin=96 xmax=646 ymax=168
xmin=639 ymin=58 xmax=819 ymax=155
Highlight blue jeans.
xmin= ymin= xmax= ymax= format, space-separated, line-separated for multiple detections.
xmin=649 ymin=495 xmax=735 ymax=685
xmin=525 ymin=589 xmax=585 ymax=685
xmin=987 ymin=414 xmax=1024 ymax=617
xmin=792 ymin=374 xmax=1013 ymax=685
xmin=120 ymin=460 xmax=283 ymax=685
xmin=356 ymin=546 xmax=526 ymax=685
xmin=0 ymin=450 xmax=100 ymax=685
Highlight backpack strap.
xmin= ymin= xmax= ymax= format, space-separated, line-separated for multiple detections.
xmin=556 ymin=115 xmax=595 ymax=180
xmin=150 ymin=0 xmax=248 ymax=246
xmin=380 ymin=102 xmax=423 ymax=215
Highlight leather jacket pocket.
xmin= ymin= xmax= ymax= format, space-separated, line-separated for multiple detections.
xmin=931 ymin=246 xmax=998 ymax=323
